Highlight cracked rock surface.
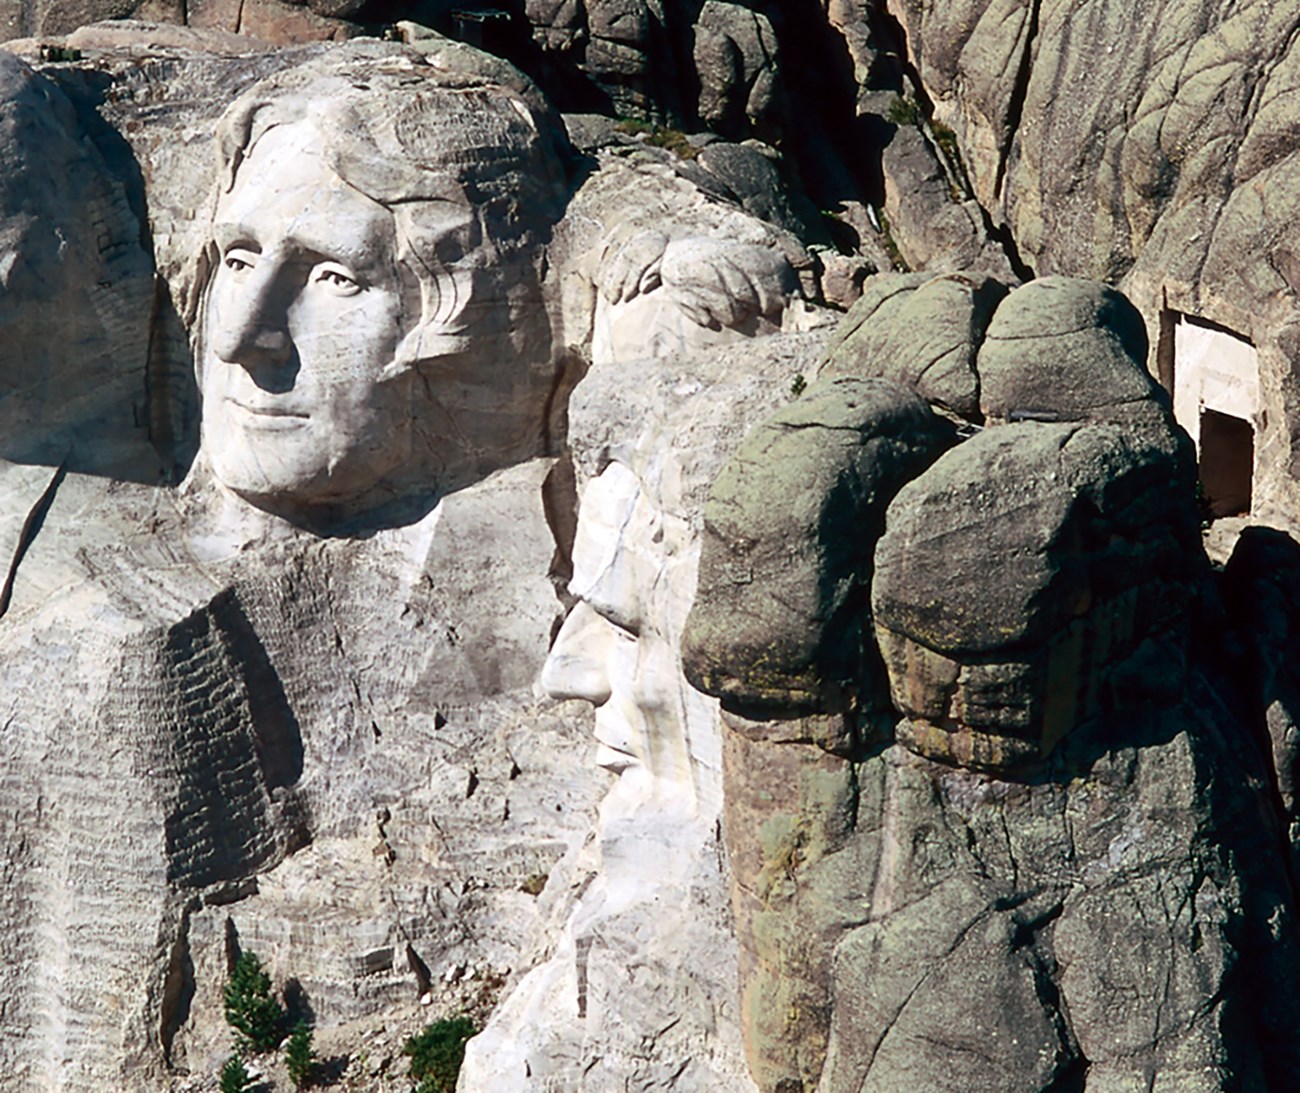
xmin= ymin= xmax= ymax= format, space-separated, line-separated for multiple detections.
xmin=690 ymin=274 xmax=1300 ymax=1091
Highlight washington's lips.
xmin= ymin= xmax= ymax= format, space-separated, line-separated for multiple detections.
xmin=225 ymin=397 xmax=309 ymax=423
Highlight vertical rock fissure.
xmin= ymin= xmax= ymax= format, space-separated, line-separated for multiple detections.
xmin=876 ymin=1 xmax=1036 ymax=280
xmin=993 ymin=0 xmax=1043 ymax=208
xmin=0 ymin=457 xmax=67 ymax=621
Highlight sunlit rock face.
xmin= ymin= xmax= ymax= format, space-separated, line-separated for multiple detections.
xmin=0 ymin=41 xmax=593 ymax=1090
xmin=0 ymin=27 xmax=846 ymax=1090
xmin=11 ymin=5 xmax=1300 ymax=1090
xmin=463 ymin=332 xmax=827 ymax=1091
xmin=187 ymin=50 xmax=571 ymax=533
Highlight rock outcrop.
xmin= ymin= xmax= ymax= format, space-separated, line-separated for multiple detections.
xmin=0 ymin=28 xmax=837 ymax=1092
xmin=464 ymin=332 xmax=826 ymax=1092
xmin=881 ymin=0 xmax=1300 ymax=524
xmin=683 ymin=377 xmax=953 ymax=717
xmin=6 ymin=4 xmax=1300 ymax=1093
xmin=687 ymin=274 xmax=1300 ymax=1091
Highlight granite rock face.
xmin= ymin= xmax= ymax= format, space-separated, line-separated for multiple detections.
xmin=0 ymin=30 xmax=835 ymax=1093
xmin=463 ymin=333 xmax=826 ymax=1092
xmin=683 ymin=377 xmax=954 ymax=718
xmin=880 ymin=0 xmax=1300 ymax=523
xmin=687 ymin=276 xmax=1300 ymax=1091
xmin=7 ymin=6 xmax=1300 ymax=1093
xmin=874 ymin=418 xmax=1198 ymax=770
xmin=0 ymin=51 xmax=155 ymax=479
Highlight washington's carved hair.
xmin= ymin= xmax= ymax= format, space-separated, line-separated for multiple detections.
xmin=195 ymin=47 xmax=571 ymax=371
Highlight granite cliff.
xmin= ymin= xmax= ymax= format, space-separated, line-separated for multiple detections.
xmin=1 ymin=3 xmax=1299 ymax=1092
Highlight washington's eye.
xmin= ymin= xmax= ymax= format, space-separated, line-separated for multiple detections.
xmin=223 ymin=248 xmax=257 ymax=273
xmin=314 ymin=264 xmax=361 ymax=296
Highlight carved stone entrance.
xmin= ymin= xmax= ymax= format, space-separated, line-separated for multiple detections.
xmin=1163 ymin=311 xmax=1259 ymax=517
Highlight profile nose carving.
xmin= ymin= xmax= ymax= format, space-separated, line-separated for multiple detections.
xmin=211 ymin=261 xmax=294 ymax=370
xmin=541 ymin=601 xmax=615 ymax=706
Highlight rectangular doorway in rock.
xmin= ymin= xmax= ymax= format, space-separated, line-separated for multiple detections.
xmin=1165 ymin=310 xmax=1259 ymax=518
xmin=1199 ymin=408 xmax=1254 ymax=516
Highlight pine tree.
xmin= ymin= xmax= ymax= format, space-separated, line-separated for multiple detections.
xmin=285 ymin=1020 xmax=317 ymax=1090
xmin=224 ymin=950 xmax=286 ymax=1053
xmin=219 ymin=1053 xmax=250 ymax=1093
xmin=403 ymin=1016 xmax=477 ymax=1093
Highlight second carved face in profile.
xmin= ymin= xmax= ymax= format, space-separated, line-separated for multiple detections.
xmin=541 ymin=462 xmax=716 ymax=806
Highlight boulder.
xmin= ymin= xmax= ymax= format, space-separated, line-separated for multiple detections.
xmin=878 ymin=118 xmax=1013 ymax=276
xmin=873 ymin=418 xmax=1200 ymax=771
xmin=693 ymin=0 xmax=780 ymax=137
xmin=695 ymin=141 xmax=820 ymax=240
xmin=821 ymin=270 xmax=1010 ymax=419
xmin=977 ymin=276 xmax=1166 ymax=426
xmin=683 ymin=376 xmax=955 ymax=719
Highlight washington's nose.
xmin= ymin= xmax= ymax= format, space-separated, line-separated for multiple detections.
xmin=542 ymin=601 xmax=614 ymax=706
xmin=211 ymin=262 xmax=293 ymax=368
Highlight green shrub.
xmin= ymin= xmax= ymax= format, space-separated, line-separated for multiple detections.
xmin=614 ymin=118 xmax=698 ymax=159
xmin=930 ymin=117 xmax=972 ymax=199
xmin=404 ymin=1016 xmax=477 ymax=1093
xmin=219 ymin=1054 xmax=250 ymax=1093
xmin=224 ymin=951 xmax=287 ymax=1053
xmin=876 ymin=209 xmax=910 ymax=272
xmin=285 ymin=1021 xmax=317 ymax=1089
xmin=789 ymin=373 xmax=807 ymax=398
xmin=886 ymin=95 xmax=924 ymax=127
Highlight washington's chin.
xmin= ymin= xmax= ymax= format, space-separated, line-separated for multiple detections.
xmin=205 ymin=425 xmax=397 ymax=512
xmin=208 ymin=452 xmax=366 ymax=517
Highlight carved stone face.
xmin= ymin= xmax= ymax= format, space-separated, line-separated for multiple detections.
xmin=201 ymin=122 xmax=415 ymax=511
xmin=542 ymin=463 xmax=703 ymax=795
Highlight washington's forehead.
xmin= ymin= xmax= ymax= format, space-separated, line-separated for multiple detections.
xmin=215 ymin=125 xmax=396 ymax=266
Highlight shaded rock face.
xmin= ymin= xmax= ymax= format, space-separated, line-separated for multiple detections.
xmin=686 ymin=274 xmax=1300 ymax=1090
xmin=875 ymin=419 xmax=1196 ymax=770
xmin=683 ymin=377 xmax=955 ymax=719
xmin=0 ymin=51 xmax=155 ymax=479
xmin=723 ymin=705 xmax=1300 ymax=1093
xmin=693 ymin=0 xmax=779 ymax=138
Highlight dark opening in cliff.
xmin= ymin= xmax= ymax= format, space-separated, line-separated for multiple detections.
xmin=1199 ymin=408 xmax=1254 ymax=517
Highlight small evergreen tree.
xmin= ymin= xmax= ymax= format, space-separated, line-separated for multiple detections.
xmin=285 ymin=1020 xmax=317 ymax=1090
xmin=404 ymin=1016 xmax=476 ymax=1093
xmin=219 ymin=1053 xmax=250 ymax=1093
xmin=224 ymin=950 xmax=287 ymax=1053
